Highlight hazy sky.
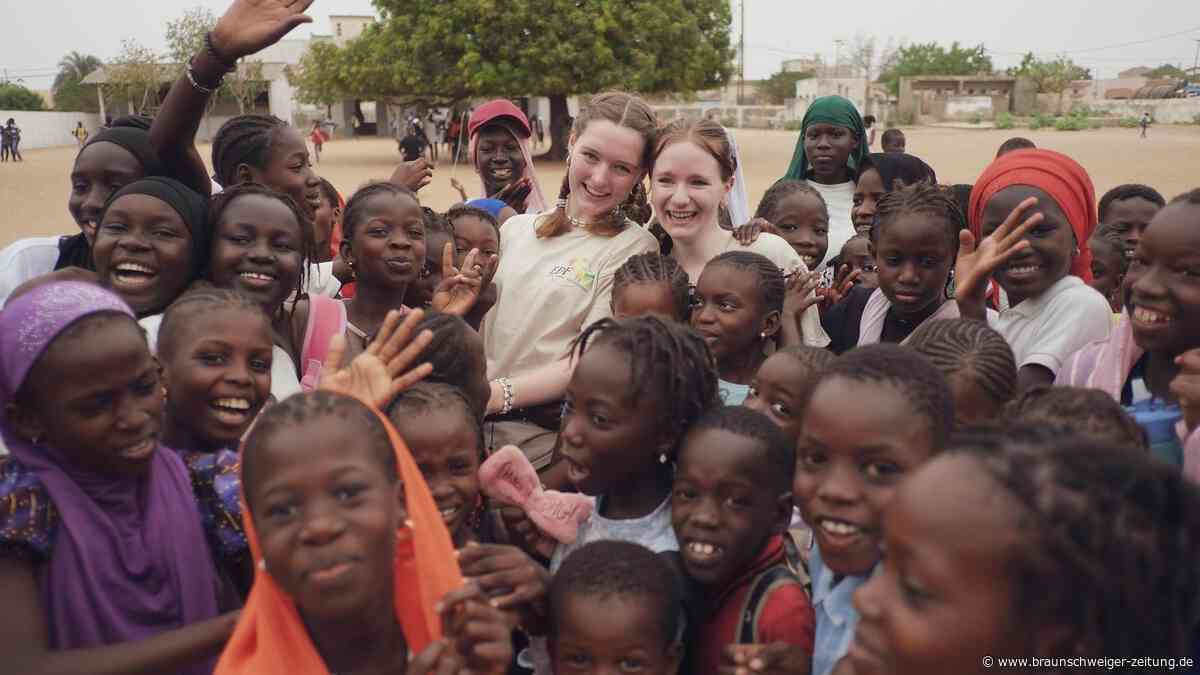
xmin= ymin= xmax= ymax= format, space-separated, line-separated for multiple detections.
xmin=3 ymin=0 xmax=1197 ymax=90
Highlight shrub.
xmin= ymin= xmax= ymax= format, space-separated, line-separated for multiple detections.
xmin=721 ymin=116 xmax=738 ymax=128
xmin=995 ymin=112 xmax=1015 ymax=130
xmin=1029 ymin=113 xmax=1056 ymax=130
xmin=968 ymin=114 xmax=983 ymax=124
xmin=1054 ymin=116 xmax=1087 ymax=131
xmin=1118 ymin=116 xmax=1140 ymax=128
xmin=783 ymin=119 xmax=803 ymax=131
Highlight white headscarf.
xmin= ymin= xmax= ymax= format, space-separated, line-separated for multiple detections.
xmin=724 ymin=126 xmax=751 ymax=227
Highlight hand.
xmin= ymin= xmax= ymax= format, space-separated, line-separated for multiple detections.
xmin=318 ymin=308 xmax=434 ymax=409
xmin=211 ymin=0 xmax=314 ymax=61
xmin=783 ymin=269 xmax=823 ymax=318
xmin=731 ymin=217 xmax=779 ymax=246
xmin=406 ymin=639 xmax=463 ymax=675
xmin=499 ymin=506 xmax=558 ymax=561
xmin=817 ymin=264 xmax=861 ymax=309
xmin=431 ymin=243 xmax=484 ymax=316
xmin=490 ymin=177 xmax=532 ymax=214
xmin=391 ymin=157 xmax=434 ymax=192
xmin=458 ymin=542 xmax=551 ymax=633
xmin=720 ymin=643 xmax=813 ymax=675
xmin=435 ymin=582 xmax=515 ymax=675
xmin=954 ymin=196 xmax=1042 ymax=309
xmin=1171 ymin=348 xmax=1200 ymax=433
xmin=450 ymin=176 xmax=468 ymax=203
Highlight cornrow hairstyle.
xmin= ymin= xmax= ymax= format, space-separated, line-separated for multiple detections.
xmin=753 ymin=179 xmax=829 ymax=225
xmin=872 ymin=181 xmax=963 ymax=256
xmin=207 ymin=183 xmax=316 ymax=308
xmin=422 ymin=206 xmax=453 ymax=235
xmin=342 ymin=181 xmax=420 ymax=242
xmin=946 ymin=184 xmax=973 ymax=231
xmin=839 ymin=233 xmax=870 ymax=259
xmin=412 ymin=312 xmax=487 ymax=417
xmin=944 ymin=426 xmax=1200 ymax=659
xmin=387 ymin=382 xmax=483 ymax=457
xmin=906 ymin=318 xmax=1017 ymax=411
xmin=241 ymin=391 xmax=396 ymax=507
xmin=572 ymin=316 xmax=718 ymax=460
xmin=446 ymin=204 xmax=500 ymax=236
xmin=776 ymin=344 xmax=836 ymax=374
xmin=612 ymin=253 xmax=692 ymax=321
xmin=1005 ymin=385 xmax=1147 ymax=451
xmin=1169 ymin=187 xmax=1200 ymax=206
xmin=705 ymin=250 xmax=786 ymax=316
xmin=1097 ymin=183 xmax=1166 ymax=223
xmin=995 ymin=137 xmax=1036 ymax=158
xmin=801 ymin=343 xmax=954 ymax=451
xmin=158 ymin=283 xmax=271 ymax=360
xmin=685 ymin=405 xmax=795 ymax=493
xmin=538 ymin=91 xmax=658 ymax=239
xmin=211 ymin=114 xmax=289 ymax=188
xmin=549 ymin=540 xmax=683 ymax=646
xmin=1088 ymin=233 xmax=1128 ymax=277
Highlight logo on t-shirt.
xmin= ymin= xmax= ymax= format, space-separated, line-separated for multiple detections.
xmin=549 ymin=257 xmax=596 ymax=290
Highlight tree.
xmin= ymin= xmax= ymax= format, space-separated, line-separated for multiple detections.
xmin=291 ymin=0 xmax=734 ymax=159
xmin=1146 ymin=64 xmax=1187 ymax=79
xmin=847 ymin=33 xmax=899 ymax=84
xmin=0 ymin=83 xmax=45 ymax=111
xmin=166 ymin=6 xmax=270 ymax=115
xmin=1007 ymin=53 xmax=1091 ymax=114
xmin=760 ymin=68 xmax=815 ymax=105
xmin=52 ymin=51 xmax=102 ymax=112
xmin=289 ymin=41 xmax=346 ymax=112
xmin=105 ymin=38 xmax=164 ymax=114
xmin=879 ymin=42 xmax=993 ymax=96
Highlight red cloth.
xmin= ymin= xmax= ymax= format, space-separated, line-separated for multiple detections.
xmin=468 ymin=100 xmax=531 ymax=138
xmin=968 ymin=148 xmax=1097 ymax=283
xmin=692 ymin=536 xmax=815 ymax=674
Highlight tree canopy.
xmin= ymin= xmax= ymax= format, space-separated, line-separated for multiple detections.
xmin=0 ymin=83 xmax=45 ymax=111
xmin=52 ymin=51 xmax=102 ymax=112
xmin=165 ymin=6 xmax=269 ymax=114
xmin=879 ymin=42 xmax=993 ymax=95
xmin=1145 ymin=64 xmax=1188 ymax=79
xmin=760 ymin=68 xmax=815 ymax=105
xmin=1007 ymin=53 xmax=1090 ymax=113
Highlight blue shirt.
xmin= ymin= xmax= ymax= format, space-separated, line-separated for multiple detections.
xmin=809 ymin=544 xmax=871 ymax=675
xmin=720 ymin=379 xmax=750 ymax=405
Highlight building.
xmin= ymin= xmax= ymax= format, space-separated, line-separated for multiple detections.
xmin=793 ymin=77 xmax=889 ymax=119
xmin=897 ymin=75 xmax=1030 ymax=123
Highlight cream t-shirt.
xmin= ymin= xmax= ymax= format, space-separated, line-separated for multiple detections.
xmin=991 ymin=276 xmax=1112 ymax=376
xmin=806 ymin=180 xmax=856 ymax=268
xmin=484 ymin=213 xmax=659 ymax=378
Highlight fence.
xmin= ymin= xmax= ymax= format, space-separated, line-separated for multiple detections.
xmin=651 ymin=105 xmax=789 ymax=129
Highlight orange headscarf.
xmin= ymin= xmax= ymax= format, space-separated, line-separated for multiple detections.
xmin=968 ymin=148 xmax=1097 ymax=283
xmin=215 ymin=396 xmax=463 ymax=675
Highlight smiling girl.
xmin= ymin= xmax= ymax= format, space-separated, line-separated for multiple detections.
xmin=466 ymin=100 xmax=548 ymax=215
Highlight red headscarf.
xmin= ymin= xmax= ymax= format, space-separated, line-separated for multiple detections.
xmin=968 ymin=148 xmax=1097 ymax=283
xmin=215 ymin=395 xmax=463 ymax=675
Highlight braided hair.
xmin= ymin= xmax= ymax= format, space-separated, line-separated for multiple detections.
xmin=211 ymin=114 xmax=289 ymax=188
xmin=1005 ymin=385 xmax=1147 ymax=451
xmin=446 ymin=204 xmax=500 ymax=236
xmin=342 ymin=181 xmax=420 ymax=242
xmin=550 ymin=540 xmax=683 ymax=646
xmin=704 ymin=250 xmax=786 ymax=316
xmin=158 ymin=283 xmax=271 ymax=360
xmin=906 ymin=318 xmax=1017 ymax=413
xmin=801 ymin=343 xmax=954 ymax=451
xmin=754 ymin=179 xmax=829 ymax=225
xmin=612 ymin=253 xmax=692 ymax=321
xmin=207 ymin=183 xmax=316 ymax=309
xmin=242 ymin=391 xmax=395 ymax=507
xmin=1097 ymin=183 xmax=1165 ymax=223
xmin=412 ymin=312 xmax=488 ymax=418
xmin=872 ymin=181 xmax=963 ymax=255
xmin=776 ymin=344 xmax=836 ymax=374
xmin=572 ymin=316 xmax=718 ymax=460
xmin=387 ymin=382 xmax=483 ymax=457
xmin=685 ymin=406 xmax=795 ymax=493
xmin=945 ymin=426 xmax=1200 ymax=660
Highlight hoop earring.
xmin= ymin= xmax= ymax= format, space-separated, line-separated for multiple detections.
xmin=659 ymin=452 xmax=669 ymax=465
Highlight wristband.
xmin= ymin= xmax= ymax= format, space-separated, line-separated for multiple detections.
xmin=186 ymin=63 xmax=220 ymax=95
xmin=494 ymin=377 xmax=514 ymax=415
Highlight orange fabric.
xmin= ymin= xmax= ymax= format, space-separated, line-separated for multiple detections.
xmin=215 ymin=396 xmax=463 ymax=675
xmin=968 ymin=148 xmax=1097 ymax=284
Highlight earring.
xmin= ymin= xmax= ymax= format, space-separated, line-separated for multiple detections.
xmin=659 ymin=452 xmax=669 ymax=465
xmin=257 ymin=559 xmax=268 ymax=573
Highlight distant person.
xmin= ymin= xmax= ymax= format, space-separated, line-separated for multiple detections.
xmin=530 ymin=113 xmax=545 ymax=148
xmin=996 ymin=136 xmax=1035 ymax=157
xmin=71 ymin=121 xmax=88 ymax=147
xmin=1139 ymin=111 xmax=1151 ymax=138
xmin=446 ymin=114 xmax=463 ymax=158
xmin=309 ymin=119 xmax=327 ymax=163
xmin=880 ymin=127 xmax=905 ymax=153
xmin=423 ymin=112 xmax=439 ymax=161
xmin=863 ymin=114 xmax=877 ymax=149
xmin=399 ymin=123 xmax=428 ymax=162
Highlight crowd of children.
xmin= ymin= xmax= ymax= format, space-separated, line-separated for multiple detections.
xmin=0 ymin=0 xmax=1198 ymax=673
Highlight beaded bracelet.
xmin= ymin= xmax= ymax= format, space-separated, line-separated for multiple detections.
xmin=494 ymin=377 xmax=514 ymax=416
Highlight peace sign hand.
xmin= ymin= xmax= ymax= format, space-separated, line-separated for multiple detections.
xmin=431 ymin=242 xmax=484 ymax=316
xmin=211 ymin=0 xmax=315 ymax=63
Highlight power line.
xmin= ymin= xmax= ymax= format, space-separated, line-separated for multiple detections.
xmin=988 ymin=26 xmax=1200 ymax=58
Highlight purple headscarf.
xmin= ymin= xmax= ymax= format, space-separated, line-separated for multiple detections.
xmin=0 ymin=281 xmax=221 ymax=669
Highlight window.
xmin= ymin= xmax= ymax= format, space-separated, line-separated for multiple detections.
xmin=337 ymin=23 xmax=343 ymax=36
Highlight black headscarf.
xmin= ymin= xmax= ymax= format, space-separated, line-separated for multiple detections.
xmin=857 ymin=152 xmax=938 ymax=191
xmin=95 ymin=177 xmax=212 ymax=280
xmin=56 ymin=116 xmax=166 ymax=271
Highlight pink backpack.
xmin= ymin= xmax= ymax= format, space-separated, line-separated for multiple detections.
xmin=299 ymin=295 xmax=347 ymax=391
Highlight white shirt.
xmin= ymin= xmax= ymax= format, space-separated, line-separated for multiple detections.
xmin=991 ymin=275 xmax=1112 ymax=376
xmin=304 ymin=261 xmax=342 ymax=298
xmin=806 ymin=180 xmax=856 ymax=269
xmin=0 ymin=236 xmax=63 ymax=306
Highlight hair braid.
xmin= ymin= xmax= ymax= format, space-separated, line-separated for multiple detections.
xmin=612 ymin=253 xmax=692 ymax=321
xmin=754 ymin=179 xmax=829 ymax=225
xmin=211 ymin=114 xmax=288 ymax=188
xmin=872 ymin=182 xmax=963 ymax=255
xmin=705 ymin=250 xmax=785 ymax=315
xmin=907 ymin=318 xmax=1017 ymax=409
xmin=158 ymin=283 xmax=271 ymax=359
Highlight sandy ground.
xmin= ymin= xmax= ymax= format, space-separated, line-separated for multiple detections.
xmin=1 ymin=125 xmax=1198 ymax=247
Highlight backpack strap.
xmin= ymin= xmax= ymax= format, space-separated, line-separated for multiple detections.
xmin=300 ymin=295 xmax=348 ymax=391
xmin=737 ymin=564 xmax=801 ymax=644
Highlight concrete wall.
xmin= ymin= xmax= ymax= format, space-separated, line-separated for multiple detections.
xmin=1082 ymin=98 xmax=1200 ymax=124
xmin=652 ymin=105 xmax=788 ymax=129
xmin=0 ymin=111 xmax=104 ymax=150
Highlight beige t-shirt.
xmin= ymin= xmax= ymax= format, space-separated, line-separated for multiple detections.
xmin=484 ymin=213 xmax=659 ymax=378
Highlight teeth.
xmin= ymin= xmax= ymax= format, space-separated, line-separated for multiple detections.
xmin=213 ymin=398 xmax=251 ymax=411
xmin=239 ymin=271 xmax=274 ymax=281
xmin=439 ymin=507 xmax=458 ymax=520
xmin=115 ymin=263 xmax=155 ymax=275
xmin=687 ymin=541 xmax=722 ymax=558
xmin=1133 ymin=307 xmax=1172 ymax=324
xmin=1007 ymin=265 xmax=1041 ymax=274
xmin=802 ymin=255 xmax=819 ymax=267
xmin=667 ymin=210 xmax=698 ymax=220
xmin=820 ymin=519 xmax=860 ymax=536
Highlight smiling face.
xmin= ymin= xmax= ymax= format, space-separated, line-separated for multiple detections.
xmin=793 ymin=376 xmax=935 ymax=577
xmin=551 ymin=592 xmax=682 ymax=675
xmin=69 ymin=141 xmax=145 ymax=243
xmin=768 ymin=190 xmax=829 ymax=269
xmin=475 ymin=125 xmax=527 ymax=197
xmin=1123 ymin=202 xmax=1200 ymax=357
xmin=209 ymin=194 xmax=304 ymax=311
xmin=341 ymin=192 xmax=426 ymax=292
xmin=410 ymin=230 xmax=451 ymax=309
xmin=1102 ymin=196 xmax=1161 ymax=260
xmin=12 ymin=315 xmax=161 ymax=477
xmin=980 ymin=186 xmax=1076 ymax=306
xmin=243 ymin=126 xmax=322 ymax=217
xmin=394 ymin=407 xmax=481 ymax=547
xmin=804 ymin=123 xmax=858 ymax=184
xmin=247 ymin=415 xmax=401 ymax=625
xmin=651 ymin=139 xmax=732 ymax=244
xmin=874 ymin=213 xmax=953 ymax=320
xmin=845 ymin=455 xmax=1025 ymax=675
xmin=745 ymin=352 xmax=813 ymax=439
xmin=92 ymin=193 xmax=195 ymax=317
xmin=672 ymin=427 xmax=790 ymax=588
xmin=691 ymin=264 xmax=778 ymax=375
xmin=1087 ymin=238 xmax=1124 ymax=310
xmin=568 ymin=120 xmax=646 ymax=222
xmin=559 ymin=343 xmax=662 ymax=495
xmin=841 ymin=237 xmax=878 ymax=289
xmin=162 ymin=307 xmax=273 ymax=453
xmin=852 ymin=167 xmax=885 ymax=236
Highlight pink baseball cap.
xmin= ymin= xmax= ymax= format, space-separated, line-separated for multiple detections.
xmin=468 ymin=100 xmax=531 ymax=138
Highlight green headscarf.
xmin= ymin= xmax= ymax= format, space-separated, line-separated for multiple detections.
xmin=781 ymin=96 xmax=868 ymax=182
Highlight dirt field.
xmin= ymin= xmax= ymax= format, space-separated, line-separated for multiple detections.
xmin=2 ymin=125 xmax=1198 ymax=247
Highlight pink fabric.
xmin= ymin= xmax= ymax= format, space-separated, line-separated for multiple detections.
xmin=299 ymin=295 xmax=347 ymax=392
xmin=478 ymin=445 xmax=593 ymax=543
xmin=856 ymin=289 xmax=966 ymax=347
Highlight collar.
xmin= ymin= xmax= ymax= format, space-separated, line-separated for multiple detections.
xmin=708 ymin=535 xmax=787 ymax=608
xmin=809 ymin=544 xmax=871 ymax=627
xmin=999 ymin=275 xmax=1082 ymax=318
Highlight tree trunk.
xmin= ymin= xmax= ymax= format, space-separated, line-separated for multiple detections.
xmin=541 ymin=93 xmax=570 ymax=161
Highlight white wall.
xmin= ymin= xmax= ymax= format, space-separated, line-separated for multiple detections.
xmin=0 ymin=111 xmax=103 ymax=150
xmin=1082 ymin=98 xmax=1200 ymax=124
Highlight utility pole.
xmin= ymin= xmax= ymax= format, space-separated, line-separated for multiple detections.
xmin=1192 ymin=39 xmax=1199 ymax=82
xmin=738 ymin=0 xmax=746 ymax=105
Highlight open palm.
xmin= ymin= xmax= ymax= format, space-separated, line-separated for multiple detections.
xmin=319 ymin=308 xmax=434 ymax=409
xmin=211 ymin=0 xmax=314 ymax=61
xmin=954 ymin=196 xmax=1043 ymax=307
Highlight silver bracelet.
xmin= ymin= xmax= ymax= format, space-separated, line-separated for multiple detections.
xmin=494 ymin=377 xmax=514 ymax=415
xmin=186 ymin=65 xmax=219 ymax=95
